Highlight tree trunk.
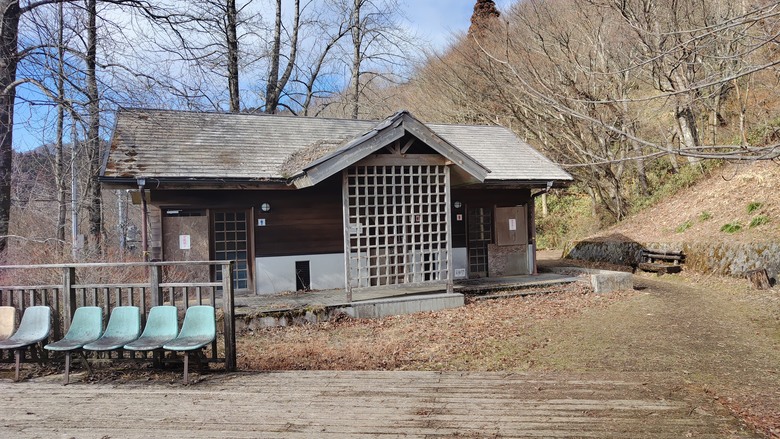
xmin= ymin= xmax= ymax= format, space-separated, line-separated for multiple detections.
xmin=264 ymin=0 xmax=299 ymax=114
xmin=746 ymin=269 xmax=771 ymax=290
xmin=0 ymin=0 xmax=20 ymax=254
xmin=56 ymin=1 xmax=67 ymax=255
xmin=265 ymin=0 xmax=282 ymax=114
xmin=226 ymin=0 xmax=240 ymax=113
xmin=86 ymin=0 xmax=102 ymax=252
xmin=349 ymin=0 xmax=362 ymax=119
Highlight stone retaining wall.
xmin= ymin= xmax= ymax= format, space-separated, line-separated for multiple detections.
xmin=564 ymin=240 xmax=780 ymax=282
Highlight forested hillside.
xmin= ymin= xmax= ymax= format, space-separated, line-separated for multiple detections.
xmin=2 ymin=0 xmax=780 ymax=263
xmin=395 ymin=0 xmax=780 ymax=231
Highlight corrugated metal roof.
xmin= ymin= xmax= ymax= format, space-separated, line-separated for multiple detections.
xmin=102 ymin=109 xmax=573 ymax=183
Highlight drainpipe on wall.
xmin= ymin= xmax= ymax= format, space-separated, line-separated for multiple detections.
xmin=138 ymin=178 xmax=148 ymax=262
xmin=529 ymin=181 xmax=554 ymax=275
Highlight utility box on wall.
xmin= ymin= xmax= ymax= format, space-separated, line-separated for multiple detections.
xmin=495 ymin=206 xmax=528 ymax=246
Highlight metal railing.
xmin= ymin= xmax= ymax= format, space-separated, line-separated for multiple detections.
xmin=0 ymin=261 xmax=236 ymax=372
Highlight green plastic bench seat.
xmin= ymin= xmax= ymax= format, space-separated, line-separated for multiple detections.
xmin=163 ymin=306 xmax=216 ymax=383
xmin=83 ymin=306 xmax=141 ymax=351
xmin=45 ymin=306 xmax=103 ymax=384
xmin=0 ymin=306 xmax=51 ymax=381
xmin=124 ymin=306 xmax=178 ymax=351
xmin=0 ymin=306 xmax=16 ymax=340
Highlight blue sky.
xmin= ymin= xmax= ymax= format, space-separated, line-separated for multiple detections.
xmin=403 ymin=0 xmax=513 ymax=51
xmin=12 ymin=0 xmax=514 ymax=151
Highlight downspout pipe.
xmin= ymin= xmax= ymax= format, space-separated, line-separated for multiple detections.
xmin=138 ymin=178 xmax=148 ymax=262
xmin=529 ymin=181 xmax=554 ymax=275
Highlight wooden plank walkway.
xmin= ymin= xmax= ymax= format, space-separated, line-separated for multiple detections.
xmin=0 ymin=371 xmax=755 ymax=438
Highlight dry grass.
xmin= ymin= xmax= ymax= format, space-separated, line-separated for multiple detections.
xmin=237 ymin=282 xmax=630 ymax=371
xmin=598 ymin=161 xmax=780 ymax=243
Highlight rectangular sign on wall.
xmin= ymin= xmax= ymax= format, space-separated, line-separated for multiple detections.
xmin=179 ymin=234 xmax=191 ymax=250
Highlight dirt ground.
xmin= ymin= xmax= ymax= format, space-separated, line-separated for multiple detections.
xmin=236 ymin=271 xmax=780 ymax=438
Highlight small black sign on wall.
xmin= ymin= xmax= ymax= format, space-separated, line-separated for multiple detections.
xmin=295 ymin=261 xmax=311 ymax=291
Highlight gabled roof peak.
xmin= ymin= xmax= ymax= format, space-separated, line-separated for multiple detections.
xmin=290 ymin=111 xmax=491 ymax=188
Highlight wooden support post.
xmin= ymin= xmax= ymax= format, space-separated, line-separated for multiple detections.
xmin=221 ymin=262 xmax=236 ymax=372
xmin=529 ymin=200 xmax=538 ymax=275
xmin=342 ymin=171 xmax=353 ymax=303
xmin=150 ymin=265 xmax=163 ymax=307
xmin=444 ymin=166 xmax=454 ymax=294
xmin=62 ymin=266 xmax=76 ymax=335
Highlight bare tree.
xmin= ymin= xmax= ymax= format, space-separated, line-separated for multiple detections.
xmin=265 ymin=0 xmax=300 ymax=113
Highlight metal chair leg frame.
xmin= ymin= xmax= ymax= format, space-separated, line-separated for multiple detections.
xmin=183 ymin=352 xmax=190 ymax=384
xmin=64 ymin=353 xmax=71 ymax=385
xmin=14 ymin=349 xmax=21 ymax=382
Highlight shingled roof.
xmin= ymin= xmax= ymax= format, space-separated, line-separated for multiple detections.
xmin=101 ymin=108 xmax=572 ymax=185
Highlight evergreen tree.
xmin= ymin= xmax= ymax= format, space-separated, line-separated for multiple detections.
xmin=468 ymin=0 xmax=500 ymax=37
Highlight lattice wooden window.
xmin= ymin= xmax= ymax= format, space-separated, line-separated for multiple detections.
xmin=344 ymin=164 xmax=451 ymax=289
xmin=213 ymin=211 xmax=249 ymax=290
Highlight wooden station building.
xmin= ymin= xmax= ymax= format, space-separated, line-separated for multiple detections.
xmin=100 ymin=109 xmax=572 ymax=296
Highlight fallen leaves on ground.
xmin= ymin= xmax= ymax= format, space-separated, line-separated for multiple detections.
xmin=237 ymin=282 xmax=634 ymax=372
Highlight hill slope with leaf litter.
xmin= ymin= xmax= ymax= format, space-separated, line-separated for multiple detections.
xmin=587 ymin=162 xmax=780 ymax=243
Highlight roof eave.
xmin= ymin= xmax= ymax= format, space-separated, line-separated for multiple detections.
xmin=99 ymin=176 xmax=291 ymax=190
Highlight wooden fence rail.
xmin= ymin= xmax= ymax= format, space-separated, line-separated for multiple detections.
xmin=0 ymin=261 xmax=236 ymax=372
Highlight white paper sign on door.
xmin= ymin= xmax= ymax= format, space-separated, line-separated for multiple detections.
xmin=508 ymin=219 xmax=517 ymax=231
xmin=179 ymin=234 xmax=191 ymax=250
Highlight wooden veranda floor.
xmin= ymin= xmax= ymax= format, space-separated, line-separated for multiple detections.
xmin=0 ymin=371 xmax=754 ymax=438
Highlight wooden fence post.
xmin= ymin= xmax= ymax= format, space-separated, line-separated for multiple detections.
xmin=62 ymin=266 xmax=76 ymax=335
xmin=149 ymin=264 xmax=163 ymax=306
xmin=221 ymin=262 xmax=236 ymax=372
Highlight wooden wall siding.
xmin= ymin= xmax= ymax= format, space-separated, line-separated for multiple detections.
xmin=150 ymin=176 xmax=344 ymax=258
xmin=450 ymin=188 xmax=531 ymax=248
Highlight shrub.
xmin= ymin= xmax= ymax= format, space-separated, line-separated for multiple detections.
xmin=675 ymin=220 xmax=693 ymax=233
xmin=535 ymin=190 xmax=595 ymax=249
xmin=720 ymin=222 xmax=743 ymax=233
xmin=747 ymin=202 xmax=763 ymax=214
xmin=749 ymin=215 xmax=769 ymax=229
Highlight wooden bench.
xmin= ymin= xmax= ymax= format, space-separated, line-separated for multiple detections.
xmin=639 ymin=249 xmax=685 ymax=274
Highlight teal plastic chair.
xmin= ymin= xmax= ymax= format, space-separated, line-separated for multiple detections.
xmin=0 ymin=306 xmax=51 ymax=381
xmin=0 ymin=306 xmax=16 ymax=340
xmin=45 ymin=306 xmax=103 ymax=384
xmin=124 ymin=306 xmax=179 ymax=351
xmin=83 ymin=306 xmax=141 ymax=352
xmin=163 ymin=306 xmax=216 ymax=383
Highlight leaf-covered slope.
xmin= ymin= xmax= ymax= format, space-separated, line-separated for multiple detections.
xmin=591 ymin=162 xmax=780 ymax=243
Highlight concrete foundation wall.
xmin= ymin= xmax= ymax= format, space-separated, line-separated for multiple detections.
xmin=255 ymin=248 xmax=471 ymax=294
xmin=488 ymin=244 xmax=530 ymax=276
xmin=453 ymin=247 xmax=468 ymax=279
xmin=564 ymin=240 xmax=780 ymax=282
xmin=236 ymin=293 xmax=465 ymax=330
xmin=255 ymin=253 xmax=345 ymax=294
